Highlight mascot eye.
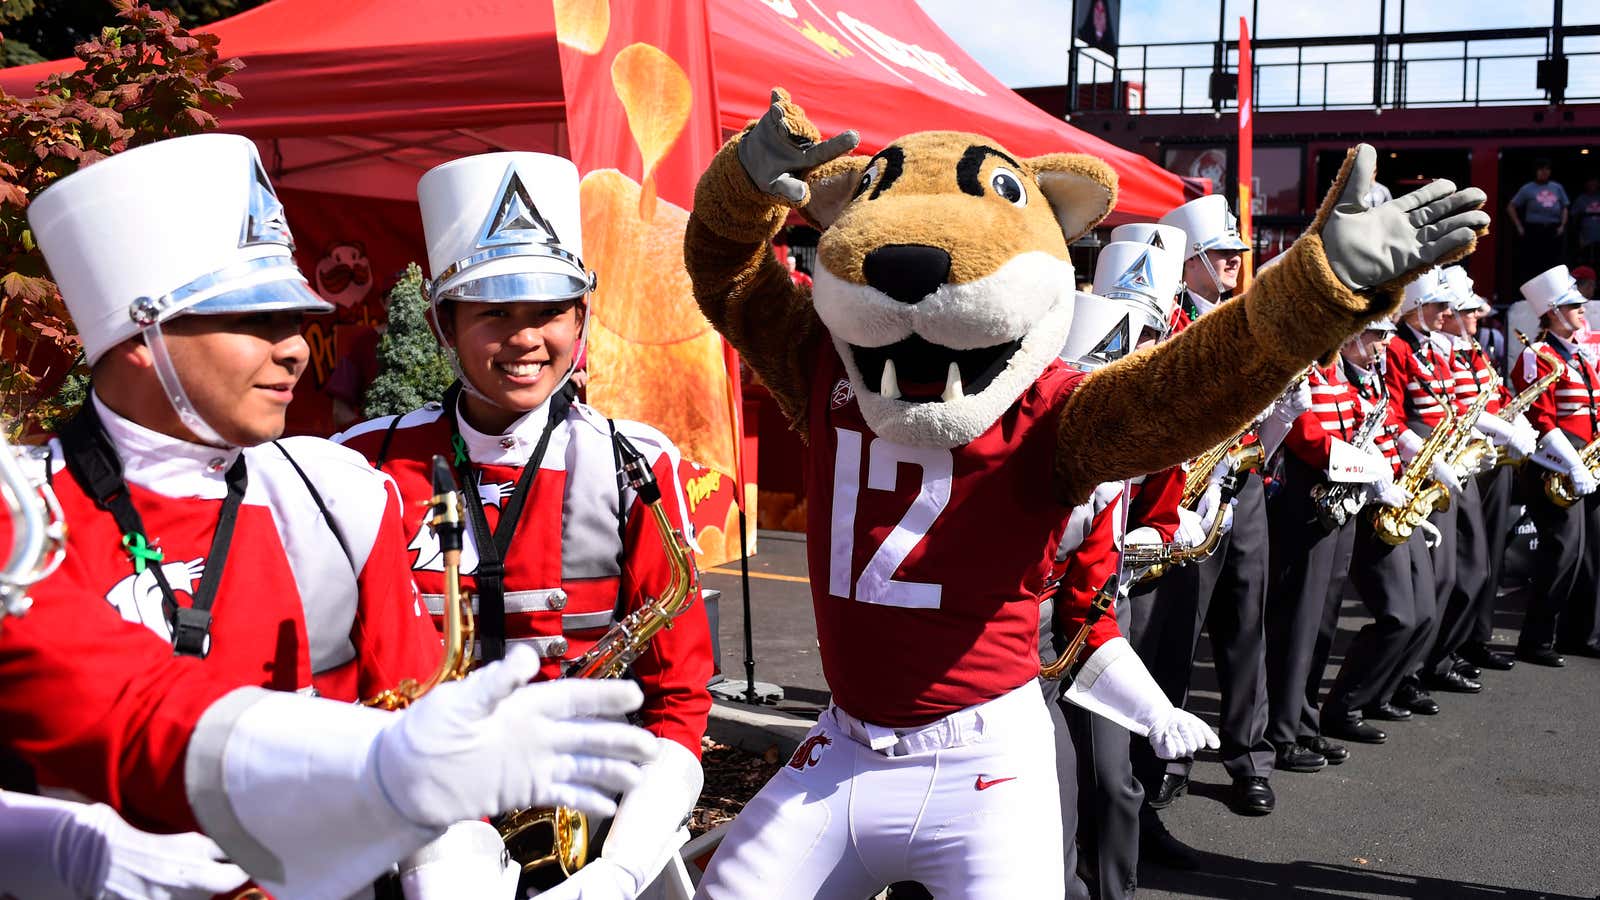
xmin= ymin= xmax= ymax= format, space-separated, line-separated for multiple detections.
xmin=990 ymin=168 xmax=1027 ymax=207
xmin=852 ymin=164 xmax=878 ymax=200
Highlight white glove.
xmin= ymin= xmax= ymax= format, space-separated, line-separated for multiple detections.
xmin=1194 ymin=483 xmax=1234 ymax=535
xmin=1573 ymin=466 xmax=1598 ymax=497
xmin=1173 ymin=510 xmax=1207 ymax=547
xmin=1532 ymin=430 xmax=1595 ymax=496
xmin=0 ymin=792 xmax=247 ymax=900
xmin=1123 ymin=525 xmax=1163 ymax=549
xmin=535 ymin=738 xmax=701 ymax=900
xmin=1428 ymin=455 xmax=1462 ymax=495
xmin=1059 ymin=639 xmax=1220 ymax=759
xmin=400 ymin=820 xmax=519 ymax=900
xmin=1396 ymin=428 xmax=1425 ymax=461
xmin=1510 ymin=416 xmax=1539 ymax=460
xmin=1473 ymin=412 xmax=1515 ymax=447
xmin=1257 ymin=379 xmax=1313 ymax=460
xmin=1418 ymin=519 xmax=1443 ymax=549
xmin=195 ymin=646 xmax=658 ymax=900
xmin=1366 ymin=479 xmax=1411 ymax=509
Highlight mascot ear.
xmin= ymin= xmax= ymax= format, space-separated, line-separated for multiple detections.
xmin=1026 ymin=153 xmax=1118 ymax=244
xmin=801 ymin=155 xmax=870 ymax=230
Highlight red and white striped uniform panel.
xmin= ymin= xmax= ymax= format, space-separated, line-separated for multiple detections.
xmin=1451 ymin=341 xmax=1508 ymax=415
xmin=1513 ymin=337 xmax=1600 ymax=444
xmin=1384 ymin=326 xmax=1459 ymax=431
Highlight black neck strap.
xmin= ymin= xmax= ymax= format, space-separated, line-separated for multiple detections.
xmin=57 ymin=399 xmax=247 ymax=658
xmin=443 ymin=381 xmax=572 ymax=662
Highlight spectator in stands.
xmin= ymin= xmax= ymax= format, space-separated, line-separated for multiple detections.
xmin=1571 ymin=176 xmax=1600 ymax=265
xmin=1507 ymin=158 xmax=1569 ymax=284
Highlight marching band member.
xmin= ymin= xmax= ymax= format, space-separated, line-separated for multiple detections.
xmin=1443 ymin=268 xmax=1530 ymax=672
xmin=1142 ymin=196 xmax=1275 ymax=817
xmin=335 ymin=152 xmax=714 ymax=900
xmin=1319 ymin=316 xmax=1434 ymax=744
xmin=0 ymin=134 xmax=657 ymax=900
xmin=1511 ymin=266 xmax=1600 ymax=666
xmin=1380 ymin=269 xmax=1466 ymax=715
xmin=1265 ymin=320 xmax=1401 ymax=772
xmin=1047 ymin=234 xmax=1215 ymax=897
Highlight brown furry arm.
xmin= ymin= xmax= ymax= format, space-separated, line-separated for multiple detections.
xmin=686 ymin=131 xmax=824 ymax=436
xmin=1052 ymin=234 xmax=1395 ymax=506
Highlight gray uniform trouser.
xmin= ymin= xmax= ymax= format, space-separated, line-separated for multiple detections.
xmin=1520 ymin=466 xmax=1600 ymax=650
xmin=1265 ymin=457 xmax=1359 ymax=748
xmin=1131 ymin=471 xmax=1273 ymax=784
xmin=1324 ymin=521 xmax=1436 ymax=719
xmin=1427 ymin=476 xmax=1488 ymax=677
xmin=1470 ymin=465 xmax=1516 ymax=645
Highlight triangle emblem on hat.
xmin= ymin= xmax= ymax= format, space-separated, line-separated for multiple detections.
xmin=1113 ymin=250 xmax=1156 ymax=295
xmin=477 ymin=165 xmax=561 ymax=249
xmin=241 ymin=157 xmax=293 ymax=248
xmin=1147 ymin=232 xmax=1165 ymax=250
xmin=1085 ymin=316 xmax=1131 ymax=366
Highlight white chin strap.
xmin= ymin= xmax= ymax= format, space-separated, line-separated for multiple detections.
xmin=1195 ymin=251 xmax=1225 ymax=298
xmin=141 ymin=322 xmax=230 ymax=448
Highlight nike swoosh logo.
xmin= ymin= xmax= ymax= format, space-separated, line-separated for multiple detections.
xmin=974 ymin=775 xmax=1017 ymax=791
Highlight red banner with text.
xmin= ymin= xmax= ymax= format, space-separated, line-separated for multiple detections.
xmin=554 ymin=0 xmax=753 ymax=566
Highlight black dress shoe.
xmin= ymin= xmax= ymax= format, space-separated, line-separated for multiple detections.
xmin=1393 ymin=683 xmax=1440 ymax=716
xmin=1305 ymin=736 xmax=1349 ymax=764
xmin=1516 ymin=646 xmax=1567 ymax=667
xmin=1322 ymin=716 xmax=1388 ymax=744
xmin=1147 ymin=772 xmax=1189 ymax=810
xmin=1139 ymin=813 xmax=1201 ymax=869
xmin=1230 ymin=776 xmax=1275 ymax=816
xmin=1460 ymin=642 xmax=1515 ymax=670
xmin=1452 ymin=658 xmax=1482 ymax=680
xmin=1362 ymin=701 xmax=1413 ymax=721
xmin=1425 ymin=669 xmax=1483 ymax=693
xmin=1274 ymin=742 xmax=1327 ymax=773
xmin=1559 ymin=640 xmax=1600 ymax=659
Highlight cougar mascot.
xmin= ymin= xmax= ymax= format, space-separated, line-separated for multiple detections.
xmin=686 ymin=88 xmax=1486 ymax=898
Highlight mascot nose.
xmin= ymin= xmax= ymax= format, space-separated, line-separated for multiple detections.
xmin=863 ymin=244 xmax=951 ymax=305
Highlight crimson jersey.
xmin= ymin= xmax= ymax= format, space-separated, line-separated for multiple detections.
xmin=1285 ymin=362 xmax=1399 ymax=475
xmin=0 ymin=398 xmax=439 ymax=832
xmin=1513 ymin=334 xmax=1600 ymax=443
xmin=1385 ymin=323 xmax=1461 ymax=432
xmin=806 ymin=343 xmax=1086 ymax=727
xmin=1451 ymin=340 xmax=1510 ymax=415
xmin=337 ymin=397 xmax=713 ymax=757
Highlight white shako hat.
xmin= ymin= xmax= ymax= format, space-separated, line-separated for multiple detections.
xmin=1107 ymin=222 xmax=1188 ymax=258
xmin=1443 ymin=265 xmax=1488 ymax=313
xmin=29 ymin=133 xmax=329 ymax=447
xmin=1400 ymin=267 xmax=1453 ymax=314
xmin=1060 ymin=241 xmax=1184 ymax=371
xmin=418 ymin=152 xmax=594 ymax=305
xmin=1157 ymin=195 xmax=1250 ymax=260
xmin=1520 ymin=264 xmax=1586 ymax=317
xmin=1363 ymin=315 xmax=1398 ymax=333
xmin=29 ymin=132 xmax=328 ymax=367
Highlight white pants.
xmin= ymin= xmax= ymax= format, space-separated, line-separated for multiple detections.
xmin=695 ymin=683 xmax=1065 ymax=900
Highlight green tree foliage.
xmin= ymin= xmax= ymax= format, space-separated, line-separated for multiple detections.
xmin=0 ymin=1 xmax=242 ymax=436
xmin=364 ymin=263 xmax=455 ymax=419
xmin=1 ymin=0 xmax=267 ymax=65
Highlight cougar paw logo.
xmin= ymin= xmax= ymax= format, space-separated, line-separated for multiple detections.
xmin=104 ymin=557 xmax=206 ymax=645
xmin=478 ymin=479 xmax=516 ymax=508
xmin=788 ymin=733 xmax=832 ymax=770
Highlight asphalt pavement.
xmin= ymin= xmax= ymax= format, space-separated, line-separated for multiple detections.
xmin=700 ymin=531 xmax=1600 ymax=900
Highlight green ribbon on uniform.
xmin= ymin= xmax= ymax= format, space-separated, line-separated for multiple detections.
xmin=120 ymin=532 xmax=163 ymax=574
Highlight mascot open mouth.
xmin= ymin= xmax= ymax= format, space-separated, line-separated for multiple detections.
xmin=852 ymin=335 xmax=1022 ymax=402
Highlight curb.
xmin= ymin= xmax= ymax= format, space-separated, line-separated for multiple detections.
xmin=706 ymin=699 xmax=816 ymax=758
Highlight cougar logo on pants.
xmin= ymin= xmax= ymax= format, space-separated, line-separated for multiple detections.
xmin=788 ymin=734 xmax=832 ymax=770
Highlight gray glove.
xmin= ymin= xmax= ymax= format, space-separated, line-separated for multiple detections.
xmin=1320 ymin=144 xmax=1490 ymax=291
xmin=736 ymin=88 xmax=859 ymax=206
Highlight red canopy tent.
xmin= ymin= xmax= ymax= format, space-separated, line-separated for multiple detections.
xmin=0 ymin=0 xmax=1192 ymax=441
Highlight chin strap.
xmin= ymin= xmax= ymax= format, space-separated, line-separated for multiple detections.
xmin=141 ymin=322 xmax=229 ymax=448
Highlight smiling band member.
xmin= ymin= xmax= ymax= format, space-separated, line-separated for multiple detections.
xmin=336 ymin=152 xmax=713 ymax=900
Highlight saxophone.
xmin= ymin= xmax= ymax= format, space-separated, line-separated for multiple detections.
xmin=0 ymin=433 xmax=67 ymax=620
xmin=1040 ymin=574 xmax=1117 ymax=681
xmin=496 ymin=433 xmax=700 ymax=882
xmin=364 ymin=456 xmax=475 ymax=710
xmin=1308 ymin=391 xmax=1390 ymax=530
xmin=1499 ymin=333 xmax=1564 ymax=466
xmin=1544 ymin=434 xmax=1600 ymax=508
xmin=1371 ymin=395 xmax=1460 ymax=546
xmin=1134 ymin=425 xmax=1263 ymax=583
xmin=1449 ymin=364 xmax=1501 ymax=479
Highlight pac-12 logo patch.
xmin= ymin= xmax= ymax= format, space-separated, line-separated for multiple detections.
xmin=830 ymin=379 xmax=854 ymax=410
xmin=788 ymin=733 xmax=832 ymax=770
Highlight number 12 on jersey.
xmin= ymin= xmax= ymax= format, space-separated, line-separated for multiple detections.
xmin=828 ymin=427 xmax=953 ymax=610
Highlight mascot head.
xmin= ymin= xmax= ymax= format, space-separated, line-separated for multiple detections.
xmin=799 ymin=131 xmax=1116 ymax=448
